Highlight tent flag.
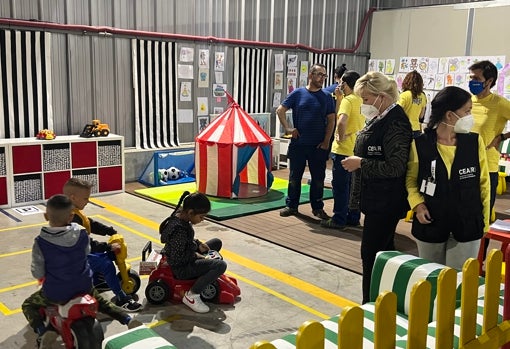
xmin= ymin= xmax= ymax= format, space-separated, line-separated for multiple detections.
xmin=195 ymin=92 xmax=273 ymax=198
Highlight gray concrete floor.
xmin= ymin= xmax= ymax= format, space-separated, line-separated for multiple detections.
xmin=0 ymin=192 xmax=362 ymax=349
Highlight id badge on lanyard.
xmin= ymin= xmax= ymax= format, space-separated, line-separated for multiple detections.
xmin=420 ymin=159 xmax=436 ymax=196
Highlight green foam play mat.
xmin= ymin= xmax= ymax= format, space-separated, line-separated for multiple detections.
xmin=134 ymin=177 xmax=333 ymax=220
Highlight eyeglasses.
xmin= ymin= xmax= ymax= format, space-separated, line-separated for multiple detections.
xmin=313 ymin=72 xmax=328 ymax=79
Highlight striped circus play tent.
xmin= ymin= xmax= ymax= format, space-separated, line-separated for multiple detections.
xmin=195 ymin=93 xmax=274 ymax=198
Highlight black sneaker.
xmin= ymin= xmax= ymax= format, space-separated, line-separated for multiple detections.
xmin=280 ymin=207 xmax=298 ymax=217
xmin=116 ymin=297 xmax=143 ymax=312
xmin=320 ymin=218 xmax=346 ymax=230
xmin=36 ymin=330 xmax=58 ymax=349
xmin=312 ymin=209 xmax=330 ymax=220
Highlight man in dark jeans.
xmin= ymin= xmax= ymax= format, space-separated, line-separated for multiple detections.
xmin=276 ymin=63 xmax=336 ymax=219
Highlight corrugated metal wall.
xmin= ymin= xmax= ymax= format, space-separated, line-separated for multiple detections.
xmin=0 ymin=0 xmax=372 ymax=146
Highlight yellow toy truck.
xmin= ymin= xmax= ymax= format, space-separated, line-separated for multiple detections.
xmin=80 ymin=119 xmax=110 ymax=137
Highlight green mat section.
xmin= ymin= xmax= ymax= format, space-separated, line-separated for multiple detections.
xmin=134 ymin=177 xmax=333 ymax=220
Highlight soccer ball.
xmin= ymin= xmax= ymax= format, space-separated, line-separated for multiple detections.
xmin=158 ymin=169 xmax=169 ymax=182
xmin=167 ymin=166 xmax=181 ymax=180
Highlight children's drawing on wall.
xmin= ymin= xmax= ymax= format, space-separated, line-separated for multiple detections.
xmin=198 ymin=116 xmax=209 ymax=134
xmin=385 ymin=59 xmax=395 ymax=75
xmin=299 ymin=77 xmax=307 ymax=87
xmin=445 ymin=73 xmax=454 ymax=86
xmin=438 ymin=57 xmax=448 ymax=74
xmin=423 ymin=74 xmax=436 ymax=90
xmin=428 ymin=58 xmax=439 ymax=74
xmin=199 ymin=49 xmax=209 ymax=68
xmin=417 ymin=58 xmax=429 ymax=74
xmin=177 ymin=109 xmax=193 ymax=123
xmin=179 ymin=47 xmax=194 ymax=62
xmin=215 ymin=72 xmax=223 ymax=84
xmin=213 ymin=107 xmax=224 ymax=115
xmin=180 ymin=81 xmax=192 ymax=101
xmin=395 ymin=73 xmax=405 ymax=90
xmin=287 ymin=78 xmax=295 ymax=94
xmin=273 ymin=92 xmax=281 ymax=108
xmin=198 ymin=68 xmax=209 ymax=88
xmin=435 ymin=74 xmax=445 ymax=90
xmin=300 ymin=61 xmax=308 ymax=76
xmin=377 ymin=60 xmax=385 ymax=73
xmin=409 ymin=58 xmax=418 ymax=72
xmin=197 ymin=97 xmax=208 ymax=116
xmin=215 ymin=52 xmax=225 ymax=71
xmin=177 ymin=64 xmax=194 ymax=79
xmin=275 ymin=53 xmax=284 ymax=71
xmin=287 ymin=54 xmax=298 ymax=67
xmin=274 ymin=72 xmax=283 ymax=90
xmin=455 ymin=74 xmax=466 ymax=88
xmin=212 ymin=83 xmax=227 ymax=97
xmin=251 ymin=113 xmax=270 ymax=135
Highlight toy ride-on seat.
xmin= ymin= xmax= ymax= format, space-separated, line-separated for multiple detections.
xmin=141 ymin=241 xmax=240 ymax=306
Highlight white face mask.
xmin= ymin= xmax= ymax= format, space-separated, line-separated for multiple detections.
xmin=453 ymin=112 xmax=474 ymax=134
xmin=361 ymin=95 xmax=380 ymax=121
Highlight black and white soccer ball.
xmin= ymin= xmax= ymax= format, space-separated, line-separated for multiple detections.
xmin=167 ymin=166 xmax=181 ymax=180
xmin=158 ymin=169 xmax=169 ymax=182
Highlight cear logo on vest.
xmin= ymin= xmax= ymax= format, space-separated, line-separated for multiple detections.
xmin=459 ymin=167 xmax=476 ymax=175
xmin=367 ymin=146 xmax=382 ymax=152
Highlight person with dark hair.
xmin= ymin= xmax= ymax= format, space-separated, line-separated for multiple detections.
xmin=277 ymin=63 xmax=336 ymax=219
xmin=341 ymin=71 xmax=412 ymax=303
xmin=321 ymin=70 xmax=363 ymax=229
xmin=159 ymin=191 xmax=225 ymax=313
xmin=22 ymin=194 xmax=141 ymax=348
xmin=324 ymin=64 xmax=349 ymax=114
xmin=469 ymin=60 xmax=510 ymax=221
xmin=63 ymin=178 xmax=142 ymax=312
xmin=406 ymin=86 xmax=490 ymax=270
xmin=398 ymin=70 xmax=427 ymax=138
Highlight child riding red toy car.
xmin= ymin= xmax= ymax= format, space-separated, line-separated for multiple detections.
xmin=141 ymin=241 xmax=241 ymax=305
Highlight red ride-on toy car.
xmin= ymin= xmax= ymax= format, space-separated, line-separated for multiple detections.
xmin=141 ymin=241 xmax=241 ymax=305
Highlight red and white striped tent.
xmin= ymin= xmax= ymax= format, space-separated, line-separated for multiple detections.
xmin=195 ymin=97 xmax=274 ymax=198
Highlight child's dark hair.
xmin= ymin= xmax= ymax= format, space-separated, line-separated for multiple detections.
xmin=172 ymin=191 xmax=211 ymax=216
xmin=46 ymin=194 xmax=73 ymax=226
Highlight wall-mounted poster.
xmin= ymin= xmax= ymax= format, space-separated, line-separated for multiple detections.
xmin=179 ymin=47 xmax=194 ymax=62
xmin=274 ymin=72 xmax=283 ymax=90
xmin=197 ymin=97 xmax=208 ymax=115
xmin=287 ymin=54 xmax=298 ymax=67
xmin=385 ymin=59 xmax=395 ymax=75
xmin=177 ymin=64 xmax=193 ymax=79
xmin=251 ymin=113 xmax=271 ymax=135
xmin=287 ymin=78 xmax=295 ymax=94
xmin=198 ymin=49 xmax=209 ymax=68
xmin=212 ymin=83 xmax=227 ymax=97
xmin=275 ymin=54 xmax=284 ymax=71
xmin=180 ymin=81 xmax=192 ymax=101
xmin=198 ymin=116 xmax=209 ymax=134
xmin=198 ymin=68 xmax=209 ymax=88
xmin=215 ymin=52 xmax=225 ymax=71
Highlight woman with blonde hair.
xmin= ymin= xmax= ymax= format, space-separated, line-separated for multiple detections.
xmin=341 ymin=71 xmax=412 ymax=303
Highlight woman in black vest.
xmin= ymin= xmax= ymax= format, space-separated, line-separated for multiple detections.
xmin=406 ymin=86 xmax=490 ymax=270
xmin=342 ymin=72 xmax=412 ymax=304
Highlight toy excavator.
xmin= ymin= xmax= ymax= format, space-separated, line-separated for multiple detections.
xmin=80 ymin=119 xmax=110 ymax=138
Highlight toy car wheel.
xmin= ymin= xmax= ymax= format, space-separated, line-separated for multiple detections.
xmin=200 ymin=280 xmax=219 ymax=301
xmin=117 ymin=269 xmax=141 ymax=295
xmin=94 ymin=130 xmax=101 ymax=137
xmin=145 ymin=280 xmax=169 ymax=305
xmin=101 ymin=129 xmax=109 ymax=136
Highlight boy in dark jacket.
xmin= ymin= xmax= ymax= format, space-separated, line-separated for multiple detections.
xmin=21 ymin=195 xmax=140 ymax=348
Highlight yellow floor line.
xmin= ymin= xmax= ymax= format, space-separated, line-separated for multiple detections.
xmin=91 ymin=198 xmax=359 ymax=308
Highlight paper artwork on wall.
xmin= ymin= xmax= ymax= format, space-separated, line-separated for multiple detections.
xmin=199 ymin=49 xmax=209 ymax=68
xmin=275 ymin=54 xmax=284 ymax=71
xmin=212 ymin=83 xmax=227 ymax=97
xmin=287 ymin=78 xmax=295 ymax=94
xmin=423 ymin=74 xmax=436 ymax=90
xmin=197 ymin=97 xmax=208 ymax=115
xmin=178 ymin=109 xmax=193 ymax=123
xmin=385 ymin=59 xmax=395 ymax=75
xmin=198 ymin=116 xmax=209 ymax=134
xmin=287 ymin=54 xmax=298 ymax=67
xmin=273 ymin=92 xmax=281 ymax=108
xmin=215 ymin=72 xmax=223 ymax=84
xmin=299 ymin=77 xmax=307 ymax=88
xmin=178 ymin=64 xmax=194 ymax=79
xmin=215 ymin=52 xmax=225 ymax=71
xmin=274 ymin=72 xmax=283 ymax=90
xmin=179 ymin=47 xmax=194 ymax=62
xmin=180 ymin=82 xmax=192 ymax=101
xmin=368 ymin=59 xmax=378 ymax=72
xmin=213 ymin=107 xmax=224 ymax=114
xmin=198 ymin=68 xmax=209 ymax=88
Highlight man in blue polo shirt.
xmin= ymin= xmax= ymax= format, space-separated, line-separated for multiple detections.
xmin=276 ymin=63 xmax=336 ymax=219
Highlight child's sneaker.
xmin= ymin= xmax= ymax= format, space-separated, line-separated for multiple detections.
xmin=116 ymin=296 xmax=143 ymax=312
xmin=182 ymin=291 xmax=209 ymax=313
xmin=37 ymin=330 xmax=58 ymax=349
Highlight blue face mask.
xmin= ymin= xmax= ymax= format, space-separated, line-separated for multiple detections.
xmin=469 ymin=80 xmax=485 ymax=95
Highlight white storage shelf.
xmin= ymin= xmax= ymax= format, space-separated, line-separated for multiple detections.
xmin=0 ymin=134 xmax=124 ymax=208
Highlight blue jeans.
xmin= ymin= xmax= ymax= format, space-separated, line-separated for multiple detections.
xmin=285 ymin=144 xmax=329 ymax=210
xmin=331 ymin=154 xmax=360 ymax=225
xmin=88 ymin=253 xmax=125 ymax=299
